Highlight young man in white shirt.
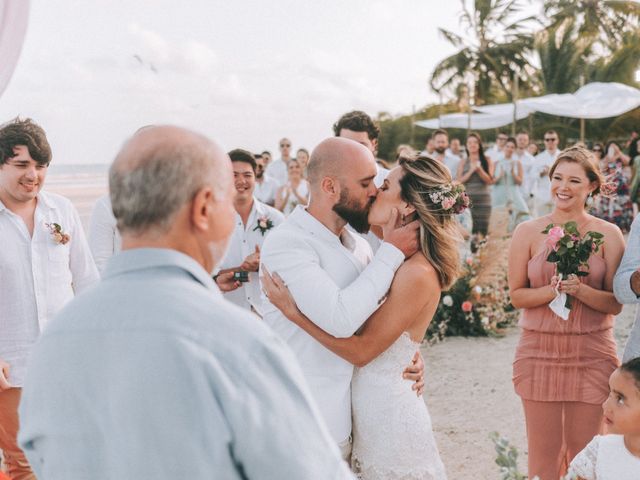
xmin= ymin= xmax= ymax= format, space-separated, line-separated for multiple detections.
xmin=530 ymin=130 xmax=561 ymax=217
xmin=253 ymin=153 xmax=279 ymax=206
xmin=514 ymin=131 xmax=535 ymax=210
xmin=215 ymin=149 xmax=284 ymax=316
xmin=430 ymin=129 xmax=461 ymax=178
xmin=0 ymin=118 xmax=99 ymax=479
xmin=333 ymin=111 xmax=389 ymax=252
xmin=265 ymin=138 xmax=292 ymax=187
xmin=261 ymin=137 xmax=424 ymax=461
xmin=487 ymin=132 xmax=508 ymax=162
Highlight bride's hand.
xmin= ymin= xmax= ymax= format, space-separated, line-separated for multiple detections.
xmin=261 ymin=265 xmax=299 ymax=319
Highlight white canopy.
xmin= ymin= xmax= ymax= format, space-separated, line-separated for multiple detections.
xmin=417 ymin=82 xmax=640 ymax=130
xmin=0 ymin=1 xmax=29 ymax=99
xmin=415 ymin=109 xmax=529 ymax=130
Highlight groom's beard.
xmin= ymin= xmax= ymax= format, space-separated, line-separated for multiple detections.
xmin=333 ymin=189 xmax=373 ymax=234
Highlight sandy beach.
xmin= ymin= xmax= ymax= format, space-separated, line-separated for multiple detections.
xmin=46 ymin=175 xmax=636 ymax=479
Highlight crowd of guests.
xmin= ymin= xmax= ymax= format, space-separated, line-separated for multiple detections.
xmin=1 ymin=112 xmax=640 ymax=479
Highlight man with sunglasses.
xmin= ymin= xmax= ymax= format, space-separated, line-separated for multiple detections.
xmin=487 ymin=132 xmax=509 ymax=163
xmin=254 ymin=154 xmax=278 ymax=206
xmin=266 ymin=137 xmax=293 ymax=188
xmin=530 ymin=130 xmax=560 ymax=217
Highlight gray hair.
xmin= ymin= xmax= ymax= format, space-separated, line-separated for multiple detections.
xmin=109 ymin=140 xmax=218 ymax=235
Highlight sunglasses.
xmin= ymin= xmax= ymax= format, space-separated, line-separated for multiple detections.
xmin=544 ymin=138 xmax=557 ymax=142
xmin=280 ymin=143 xmax=291 ymax=148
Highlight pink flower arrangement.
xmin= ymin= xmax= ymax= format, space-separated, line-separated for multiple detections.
xmin=45 ymin=222 xmax=70 ymax=245
xmin=461 ymin=301 xmax=473 ymax=312
xmin=441 ymin=197 xmax=456 ymax=210
xmin=544 ymin=226 xmax=564 ymax=250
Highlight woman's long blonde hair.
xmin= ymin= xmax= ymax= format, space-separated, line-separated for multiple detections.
xmin=398 ymin=154 xmax=463 ymax=290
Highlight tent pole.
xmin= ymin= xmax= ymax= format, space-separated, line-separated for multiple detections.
xmin=512 ymin=74 xmax=519 ymax=136
xmin=580 ymin=118 xmax=585 ymax=144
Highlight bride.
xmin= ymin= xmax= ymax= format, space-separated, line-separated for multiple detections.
xmin=262 ymin=154 xmax=465 ymax=479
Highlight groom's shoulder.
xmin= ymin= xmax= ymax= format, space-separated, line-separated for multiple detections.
xmin=262 ymin=215 xmax=310 ymax=251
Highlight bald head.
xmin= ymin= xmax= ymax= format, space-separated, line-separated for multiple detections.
xmin=109 ymin=125 xmax=232 ymax=235
xmin=307 ymin=137 xmax=376 ymax=190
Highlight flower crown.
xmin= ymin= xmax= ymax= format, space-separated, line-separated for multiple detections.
xmin=426 ymin=184 xmax=471 ymax=215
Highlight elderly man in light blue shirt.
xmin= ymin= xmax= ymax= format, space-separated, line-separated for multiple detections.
xmin=18 ymin=126 xmax=353 ymax=479
xmin=613 ymin=214 xmax=640 ymax=362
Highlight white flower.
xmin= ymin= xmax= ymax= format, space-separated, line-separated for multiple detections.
xmin=442 ymin=295 xmax=453 ymax=307
xmin=481 ymin=317 xmax=490 ymax=326
xmin=473 ymin=285 xmax=482 ymax=294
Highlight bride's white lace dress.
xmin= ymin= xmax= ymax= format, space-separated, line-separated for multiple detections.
xmin=351 ymin=332 xmax=447 ymax=480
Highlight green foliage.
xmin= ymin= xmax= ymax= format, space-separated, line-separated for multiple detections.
xmin=490 ymin=432 xmax=529 ymax=480
xmin=541 ymin=221 xmax=604 ymax=276
xmin=426 ymin=240 xmax=519 ymax=341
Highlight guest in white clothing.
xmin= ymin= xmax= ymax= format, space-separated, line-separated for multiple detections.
xmin=261 ymin=137 xmax=424 ymax=460
xmin=88 ymin=194 xmax=121 ymax=273
xmin=215 ymin=149 xmax=284 ymax=315
xmin=514 ymin=131 xmax=535 ymax=210
xmin=567 ymin=358 xmax=640 ymax=479
xmin=431 ymin=129 xmax=461 ymax=178
xmin=486 ymin=131 xmax=508 ymax=162
xmin=333 ymin=110 xmax=389 ymax=252
xmin=275 ymin=158 xmax=309 ymax=215
xmin=253 ymin=154 xmax=278 ymax=206
xmin=0 ymin=118 xmax=99 ymax=480
xmin=530 ymin=130 xmax=560 ymax=217
xmin=265 ymin=137 xmax=292 ymax=187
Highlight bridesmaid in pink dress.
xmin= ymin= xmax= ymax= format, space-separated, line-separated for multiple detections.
xmin=508 ymin=146 xmax=625 ymax=480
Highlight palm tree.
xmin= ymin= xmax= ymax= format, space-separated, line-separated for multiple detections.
xmin=535 ymin=19 xmax=593 ymax=93
xmin=430 ymin=0 xmax=536 ymax=105
xmin=588 ymin=29 xmax=640 ymax=85
xmin=544 ymin=0 xmax=640 ymax=46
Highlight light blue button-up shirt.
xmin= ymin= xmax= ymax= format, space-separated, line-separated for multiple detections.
xmin=613 ymin=215 xmax=640 ymax=362
xmin=19 ymin=248 xmax=353 ymax=479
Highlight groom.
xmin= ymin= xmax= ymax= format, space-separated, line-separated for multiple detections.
xmin=261 ymin=137 xmax=423 ymax=460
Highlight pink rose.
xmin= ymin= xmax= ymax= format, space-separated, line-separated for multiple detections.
xmin=545 ymin=226 xmax=564 ymax=249
xmin=442 ymin=197 xmax=455 ymax=210
xmin=465 ymin=256 xmax=474 ymax=266
xmin=53 ymin=232 xmax=63 ymax=244
xmin=461 ymin=301 xmax=473 ymax=312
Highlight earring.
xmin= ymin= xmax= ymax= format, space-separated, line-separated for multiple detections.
xmin=401 ymin=214 xmax=406 ymax=227
xmin=586 ymin=193 xmax=594 ymax=207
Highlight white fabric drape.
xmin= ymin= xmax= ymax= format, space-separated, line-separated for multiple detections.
xmin=0 ymin=0 xmax=30 ymax=99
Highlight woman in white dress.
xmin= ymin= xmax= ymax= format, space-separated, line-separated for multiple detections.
xmin=274 ymin=158 xmax=309 ymax=215
xmin=263 ymin=154 xmax=466 ymax=479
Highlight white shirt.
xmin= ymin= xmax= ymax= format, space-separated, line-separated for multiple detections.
xmin=486 ymin=145 xmax=504 ymax=163
xmin=261 ymin=206 xmax=404 ymax=443
xmin=219 ymin=199 xmax=284 ymax=315
xmin=265 ymin=158 xmax=289 ymax=187
xmin=568 ymin=434 xmax=640 ymax=480
xmin=278 ymin=179 xmax=309 ymax=216
xmin=530 ymin=149 xmax=559 ymax=204
xmin=514 ymin=150 xmax=535 ymax=196
xmin=88 ymin=194 xmax=121 ymax=274
xmin=254 ymin=174 xmax=279 ymax=206
xmin=0 ymin=191 xmax=99 ymax=387
xmin=19 ymin=248 xmax=353 ymax=479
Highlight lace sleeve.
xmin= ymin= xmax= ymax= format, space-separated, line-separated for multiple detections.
xmin=567 ymin=436 xmax=599 ymax=480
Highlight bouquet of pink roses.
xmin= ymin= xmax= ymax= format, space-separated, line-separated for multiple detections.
xmin=542 ymin=221 xmax=604 ymax=317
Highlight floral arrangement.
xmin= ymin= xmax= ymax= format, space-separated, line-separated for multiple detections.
xmin=428 ymin=184 xmax=471 ymax=215
xmin=252 ymin=215 xmax=274 ymax=236
xmin=45 ymin=222 xmax=70 ymax=245
xmin=427 ymin=239 xmax=519 ymax=342
xmin=542 ymin=221 xmax=604 ymax=312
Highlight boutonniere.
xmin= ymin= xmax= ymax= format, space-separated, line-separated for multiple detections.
xmin=252 ymin=215 xmax=274 ymax=236
xmin=45 ymin=222 xmax=71 ymax=245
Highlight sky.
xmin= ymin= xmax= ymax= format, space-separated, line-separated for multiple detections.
xmin=0 ymin=0 xmax=540 ymax=165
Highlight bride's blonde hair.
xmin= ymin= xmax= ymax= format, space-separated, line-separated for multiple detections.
xmin=398 ymin=154 xmax=463 ymax=290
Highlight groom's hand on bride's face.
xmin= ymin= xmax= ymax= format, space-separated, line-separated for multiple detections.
xmin=403 ymin=351 xmax=425 ymax=397
xmin=382 ymin=208 xmax=420 ymax=258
